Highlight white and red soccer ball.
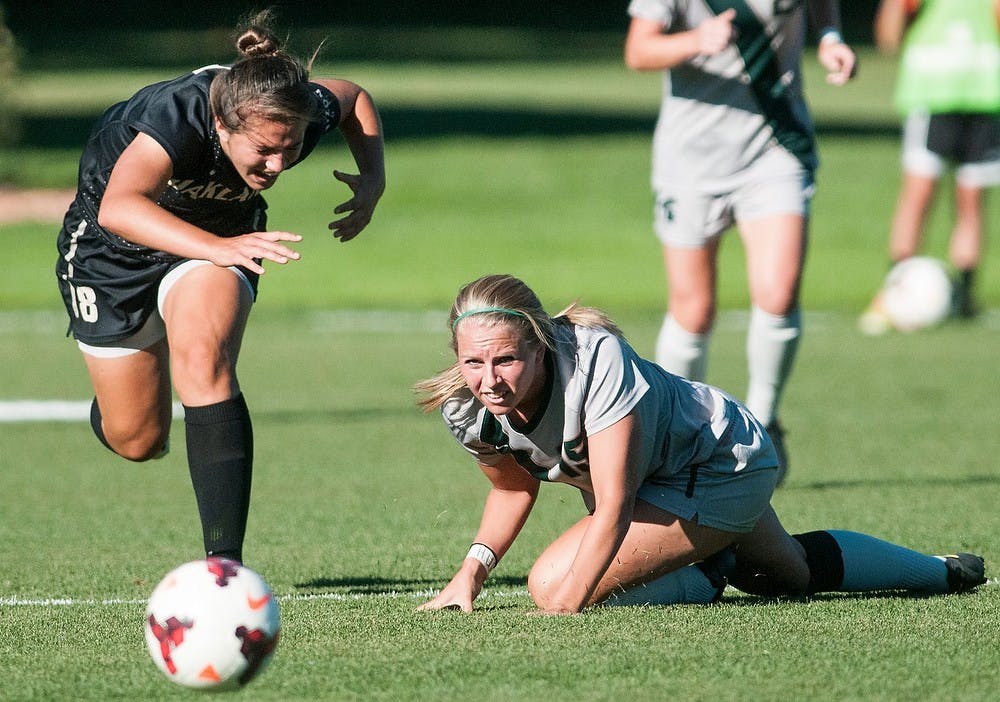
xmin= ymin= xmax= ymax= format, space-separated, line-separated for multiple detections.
xmin=144 ymin=558 xmax=280 ymax=691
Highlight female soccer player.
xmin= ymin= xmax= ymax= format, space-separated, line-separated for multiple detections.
xmin=860 ymin=0 xmax=1000 ymax=331
xmin=415 ymin=275 xmax=985 ymax=614
xmin=55 ymin=10 xmax=385 ymax=564
xmin=624 ymin=0 xmax=858 ymax=484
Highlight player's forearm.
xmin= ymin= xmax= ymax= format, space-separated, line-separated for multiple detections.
xmin=625 ymin=30 xmax=701 ymax=72
xmin=340 ymin=89 xmax=386 ymax=191
xmin=807 ymin=0 xmax=844 ymax=38
xmin=472 ymin=485 xmax=538 ymax=563
xmin=547 ymin=508 xmax=631 ymax=613
xmin=873 ymin=0 xmax=907 ymax=53
xmin=97 ymin=193 xmax=219 ymax=260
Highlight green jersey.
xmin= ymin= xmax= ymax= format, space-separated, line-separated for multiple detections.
xmin=895 ymin=0 xmax=1000 ymax=114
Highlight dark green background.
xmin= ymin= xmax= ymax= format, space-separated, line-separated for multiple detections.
xmin=6 ymin=1 xmax=881 ymax=52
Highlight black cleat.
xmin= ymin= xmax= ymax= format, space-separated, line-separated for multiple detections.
xmin=942 ymin=553 xmax=986 ymax=593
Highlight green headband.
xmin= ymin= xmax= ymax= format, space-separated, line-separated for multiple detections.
xmin=452 ymin=306 xmax=527 ymax=329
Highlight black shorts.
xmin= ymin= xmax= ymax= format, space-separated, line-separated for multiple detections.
xmin=55 ymin=211 xmax=260 ymax=345
xmin=925 ymin=112 xmax=1000 ymax=163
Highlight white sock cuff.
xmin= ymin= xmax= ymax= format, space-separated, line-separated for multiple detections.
xmin=749 ymin=305 xmax=802 ymax=335
xmin=657 ymin=314 xmax=711 ymax=381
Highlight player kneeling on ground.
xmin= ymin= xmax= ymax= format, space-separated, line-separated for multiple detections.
xmin=415 ymin=275 xmax=986 ymax=614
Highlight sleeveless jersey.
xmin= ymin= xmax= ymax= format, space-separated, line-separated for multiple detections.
xmin=894 ymin=0 xmax=1000 ymax=114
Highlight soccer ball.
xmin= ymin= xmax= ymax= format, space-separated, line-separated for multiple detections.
xmin=144 ymin=558 xmax=280 ymax=691
xmin=880 ymin=256 xmax=953 ymax=331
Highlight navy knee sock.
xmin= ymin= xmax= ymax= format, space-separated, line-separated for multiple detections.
xmin=796 ymin=530 xmax=948 ymax=594
xmin=184 ymin=393 xmax=253 ymax=563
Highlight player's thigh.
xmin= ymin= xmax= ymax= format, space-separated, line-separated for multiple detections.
xmin=528 ymin=500 xmax=733 ymax=605
xmin=599 ymin=499 xmax=734 ymax=592
xmin=83 ymin=339 xmax=172 ymax=436
xmin=731 ymin=505 xmax=809 ymax=593
xmin=160 ymin=262 xmax=255 ymax=401
xmin=739 ymin=212 xmax=807 ymax=314
xmin=663 ymin=243 xmax=720 ymax=331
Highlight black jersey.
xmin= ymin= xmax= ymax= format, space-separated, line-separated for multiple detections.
xmin=66 ymin=64 xmax=341 ymax=263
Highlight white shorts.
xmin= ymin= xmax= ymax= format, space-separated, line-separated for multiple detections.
xmin=77 ymin=260 xmax=254 ymax=358
xmin=653 ymin=153 xmax=815 ymax=248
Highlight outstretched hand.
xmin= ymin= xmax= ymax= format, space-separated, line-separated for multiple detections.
xmin=328 ymin=169 xmax=384 ymax=242
xmin=208 ymin=230 xmax=302 ymax=275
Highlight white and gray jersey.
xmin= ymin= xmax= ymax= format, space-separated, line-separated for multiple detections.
xmin=628 ymin=0 xmax=817 ymax=191
xmin=441 ymin=324 xmax=775 ymax=495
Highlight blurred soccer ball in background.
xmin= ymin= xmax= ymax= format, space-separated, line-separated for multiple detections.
xmin=881 ymin=257 xmax=953 ymax=331
xmin=861 ymin=256 xmax=953 ymax=334
xmin=144 ymin=558 xmax=280 ymax=691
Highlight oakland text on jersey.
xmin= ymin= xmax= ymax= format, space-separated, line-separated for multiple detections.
xmin=168 ymin=178 xmax=256 ymax=203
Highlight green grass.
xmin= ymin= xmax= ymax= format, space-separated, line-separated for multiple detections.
xmin=2 ymin=52 xmax=998 ymax=701
xmin=1 ymin=310 xmax=997 ymax=701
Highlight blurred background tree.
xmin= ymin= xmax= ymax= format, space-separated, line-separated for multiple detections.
xmin=0 ymin=2 xmax=22 ymax=150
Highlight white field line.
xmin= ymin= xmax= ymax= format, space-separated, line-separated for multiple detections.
xmin=0 ymin=400 xmax=184 ymax=423
xmin=0 ymin=588 xmax=531 ymax=608
xmin=3 ymin=307 xmax=997 ymax=424
xmin=2 ymin=579 xmax=995 ymax=609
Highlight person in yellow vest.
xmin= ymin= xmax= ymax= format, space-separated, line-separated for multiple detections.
xmin=861 ymin=0 xmax=1000 ymax=333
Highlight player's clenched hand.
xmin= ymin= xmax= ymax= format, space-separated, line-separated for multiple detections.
xmin=328 ymin=169 xmax=384 ymax=243
xmin=819 ymin=40 xmax=858 ymax=86
xmin=697 ymin=8 xmax=736 ymax=56
xmin=209 ymin=231 xmax=302 ymax=275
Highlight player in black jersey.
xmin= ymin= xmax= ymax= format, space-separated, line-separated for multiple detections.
xmin=55 ymin=10 xmax=385 ymax=563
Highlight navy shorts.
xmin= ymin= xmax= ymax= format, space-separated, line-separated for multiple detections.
xmin=55 ymin=210 xmax=259 ymax=345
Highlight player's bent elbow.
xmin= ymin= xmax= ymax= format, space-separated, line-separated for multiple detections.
xmin=623 ymin=48 xmax=648 ymax=72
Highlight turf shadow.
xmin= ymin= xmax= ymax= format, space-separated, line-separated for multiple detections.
xmin=295 ymin=574 xmax=528 ymax=594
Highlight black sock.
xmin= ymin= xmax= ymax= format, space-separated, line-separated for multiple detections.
xmin=793 ymin=531 xmax=845 ymax=594
xmin=90 ymin=398 xmax=114 ymax=452
xmin=952 ymin=268 xmax=978 ymax=317
xmin=184 ymin=393 xmax=253 ymax=563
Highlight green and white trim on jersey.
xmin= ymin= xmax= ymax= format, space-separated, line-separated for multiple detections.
xmin=441 ymin=324 xmax=780 ymax=505
xmin=627 ymin=0 xmax=818 ymax=194
xmin=703 ymin=0 xmax=815 ymax=167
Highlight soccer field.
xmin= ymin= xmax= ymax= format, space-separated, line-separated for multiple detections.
xmin=1 ymin=308 xmax=997 ymax=700
xmin=1 ymin=52 xmax=998 ymax=700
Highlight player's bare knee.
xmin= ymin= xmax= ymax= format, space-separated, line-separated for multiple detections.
xmin=670 ymin=302 xmax=714 ymax=334
xmin=527 ymin=562 xmax=558 ymax=609
xmin=107 ymin=425 xmax=169 ymax=462
xmin=170 ymin=345 xmax=235 ymax=396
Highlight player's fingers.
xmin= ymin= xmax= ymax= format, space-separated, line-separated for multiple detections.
xmin=240 ymin=259 xmax=267 ymax=275
xmin=333 ymin=199 xmax=357 ymax=215
xmin=333 ymin=170 xmax=359 ymax=189
xmin=234 ymin=239 xmax=301 ymax=266
xmin=256 ymin=230 xmax=303 ymax=243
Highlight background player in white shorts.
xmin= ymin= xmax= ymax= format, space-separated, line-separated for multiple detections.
xmin=54 ymin=10 xmax=385 ymax=563
xmin=625 ymin=0 xmax=857 ymax=485
xmin=413 ymin=275 xmax=984 ymax=614
xmin=862 ymin=0 xmax=1000 ymax=327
